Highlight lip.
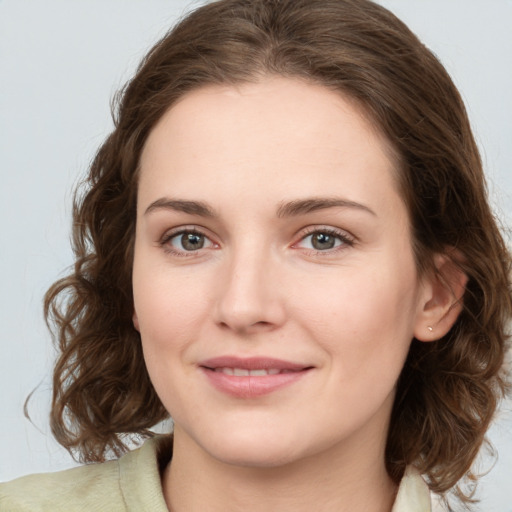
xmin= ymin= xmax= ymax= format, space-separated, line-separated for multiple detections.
xmin=199 ymin=356 xmax=313 ymax=398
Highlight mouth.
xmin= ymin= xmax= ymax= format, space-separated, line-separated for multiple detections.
xmin=211 ymin=367 xmax=296 ymax=376
xmin=199 ymin=356 xmax=313 ymax=398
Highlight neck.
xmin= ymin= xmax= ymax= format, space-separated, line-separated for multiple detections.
xmin=162 ymin=424 xmax=397 ymax=512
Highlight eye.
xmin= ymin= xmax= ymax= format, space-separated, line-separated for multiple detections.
xmin=162 ymin=229 xmax=215 ymax=254
xmin=296 ymin=228 xmax=354 ymax=252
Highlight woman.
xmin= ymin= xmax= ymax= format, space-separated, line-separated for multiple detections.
xmin=1 ymin=0 xmax=510 ymax=510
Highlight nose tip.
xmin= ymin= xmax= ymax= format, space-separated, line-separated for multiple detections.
xmin=214 ymin=258 xmax=286 ymax=334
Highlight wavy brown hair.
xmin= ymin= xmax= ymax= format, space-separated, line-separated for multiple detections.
xmin=44 ymin=0 xmax=511 ymax=506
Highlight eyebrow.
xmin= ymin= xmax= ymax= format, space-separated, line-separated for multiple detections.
xmin=276 ymin=197 xmax=376 ymax=218
xmin=144 ymin=196 xmax=376 ymax=218
xmin=145 ymin=198 xmax=216 ymax=217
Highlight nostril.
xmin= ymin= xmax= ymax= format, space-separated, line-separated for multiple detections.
xmin=217 ymin=319 xmax=278 ymax=334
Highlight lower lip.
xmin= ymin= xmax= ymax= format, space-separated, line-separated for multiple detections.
xmin=201 ymin=368 xmax=311 ymax=398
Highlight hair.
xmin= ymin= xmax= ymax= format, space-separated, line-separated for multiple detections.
xmin=44 ymin=0 xmax=511 ymax=507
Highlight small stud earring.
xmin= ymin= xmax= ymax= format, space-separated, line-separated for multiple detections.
xmin=427 ymin=326 xmax=433 ymax=332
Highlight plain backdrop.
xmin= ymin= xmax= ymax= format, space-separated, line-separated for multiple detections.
xmin=1 ymin=1 xmax=511 ymax=510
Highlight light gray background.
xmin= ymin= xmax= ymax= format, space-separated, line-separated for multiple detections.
xmin=1 ymin=1 xmax=511 ymax=510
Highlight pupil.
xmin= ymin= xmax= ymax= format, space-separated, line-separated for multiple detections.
xmin=182 ymin=233 xmax=204 ymax=250
xmin=313 ymin=233 xmax=335 ymax=250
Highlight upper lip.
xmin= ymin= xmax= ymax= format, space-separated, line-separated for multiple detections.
xmin=199 ymin=356 xmax=311 ymax=371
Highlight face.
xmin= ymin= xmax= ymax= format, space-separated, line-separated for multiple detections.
xmin=132 ymin=77 xmax=430 ymax=469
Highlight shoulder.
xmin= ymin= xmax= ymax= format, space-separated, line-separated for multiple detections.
xmin=0 ymin=436 xmax=172 ymax=512
xmin=0 ymin=458 xmax=122 ymax=512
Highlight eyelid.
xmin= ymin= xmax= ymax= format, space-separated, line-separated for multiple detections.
xmin=159 ymin=225 xmax=219 ymax=256
xmin=292 ymin=225 xmax=356 ymax=253
xmin=157 ymin=224 xmax=355 ymax=257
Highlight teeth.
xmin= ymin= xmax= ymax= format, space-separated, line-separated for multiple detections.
xmin=249 ymin=369 xmax=267 ymax=376
xmin=214 ymin=367 xmax=285 ymax=376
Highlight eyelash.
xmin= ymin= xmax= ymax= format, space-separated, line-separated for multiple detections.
xmin=159 ymin=227 xmax=216 ymax=258
xmin=294 ymin=226 xmax=355 ymax=255
xmin=159 ymin=226 xmax=355 ymax=257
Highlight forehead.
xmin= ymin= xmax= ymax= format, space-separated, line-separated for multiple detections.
xmin=142 ymin=77 xmax=395 ymax=161
xmin=138 ymin=77 xmax=402 ymax=217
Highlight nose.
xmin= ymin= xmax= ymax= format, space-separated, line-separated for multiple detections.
xmin=214 ymin=247 xmax=286 ymax=334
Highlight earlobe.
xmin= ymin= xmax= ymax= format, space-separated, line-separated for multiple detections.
xmin=133 ymin=310 xmax=140 ymax=332
xmin=414 ymin=252 xmax=468 ymax=342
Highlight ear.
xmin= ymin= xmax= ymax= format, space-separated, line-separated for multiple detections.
xmin=132 ymin=310 xmax=140 ymax=332
xmin=414 ymin=252 xmax=468 ymax=342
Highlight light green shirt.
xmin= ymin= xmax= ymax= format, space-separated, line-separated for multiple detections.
xmin=0 ymin=436 xmax=431 ymax=511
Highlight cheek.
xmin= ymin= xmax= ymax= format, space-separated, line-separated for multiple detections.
xmin=133 ymin=276 xmax=204 ymax=415
xmin=132 ymin=266 xmax=203 ymax=379
xmin=292 ymin=261 xmax=419 ymax=377
xmin=134 ymin=260 xmax=211 ymax=336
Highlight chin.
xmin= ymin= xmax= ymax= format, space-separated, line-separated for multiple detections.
xmin=197 ymin=426 xmax=308 ymax=469
xmin=213 ymin=445 xmax=302 ymax=469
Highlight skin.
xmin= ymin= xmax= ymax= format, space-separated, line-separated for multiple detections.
xmin=132 ymin=77 xmax=462 ymax=512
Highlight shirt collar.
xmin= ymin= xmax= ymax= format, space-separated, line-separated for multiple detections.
xmin=392 ymin=466 xmax=431 ymax=512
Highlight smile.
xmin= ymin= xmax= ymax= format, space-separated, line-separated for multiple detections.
xmin=213 ymin=368 xmax=296 ymax=376
xmin=199 ymin=356 xmax=313 ymax=398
